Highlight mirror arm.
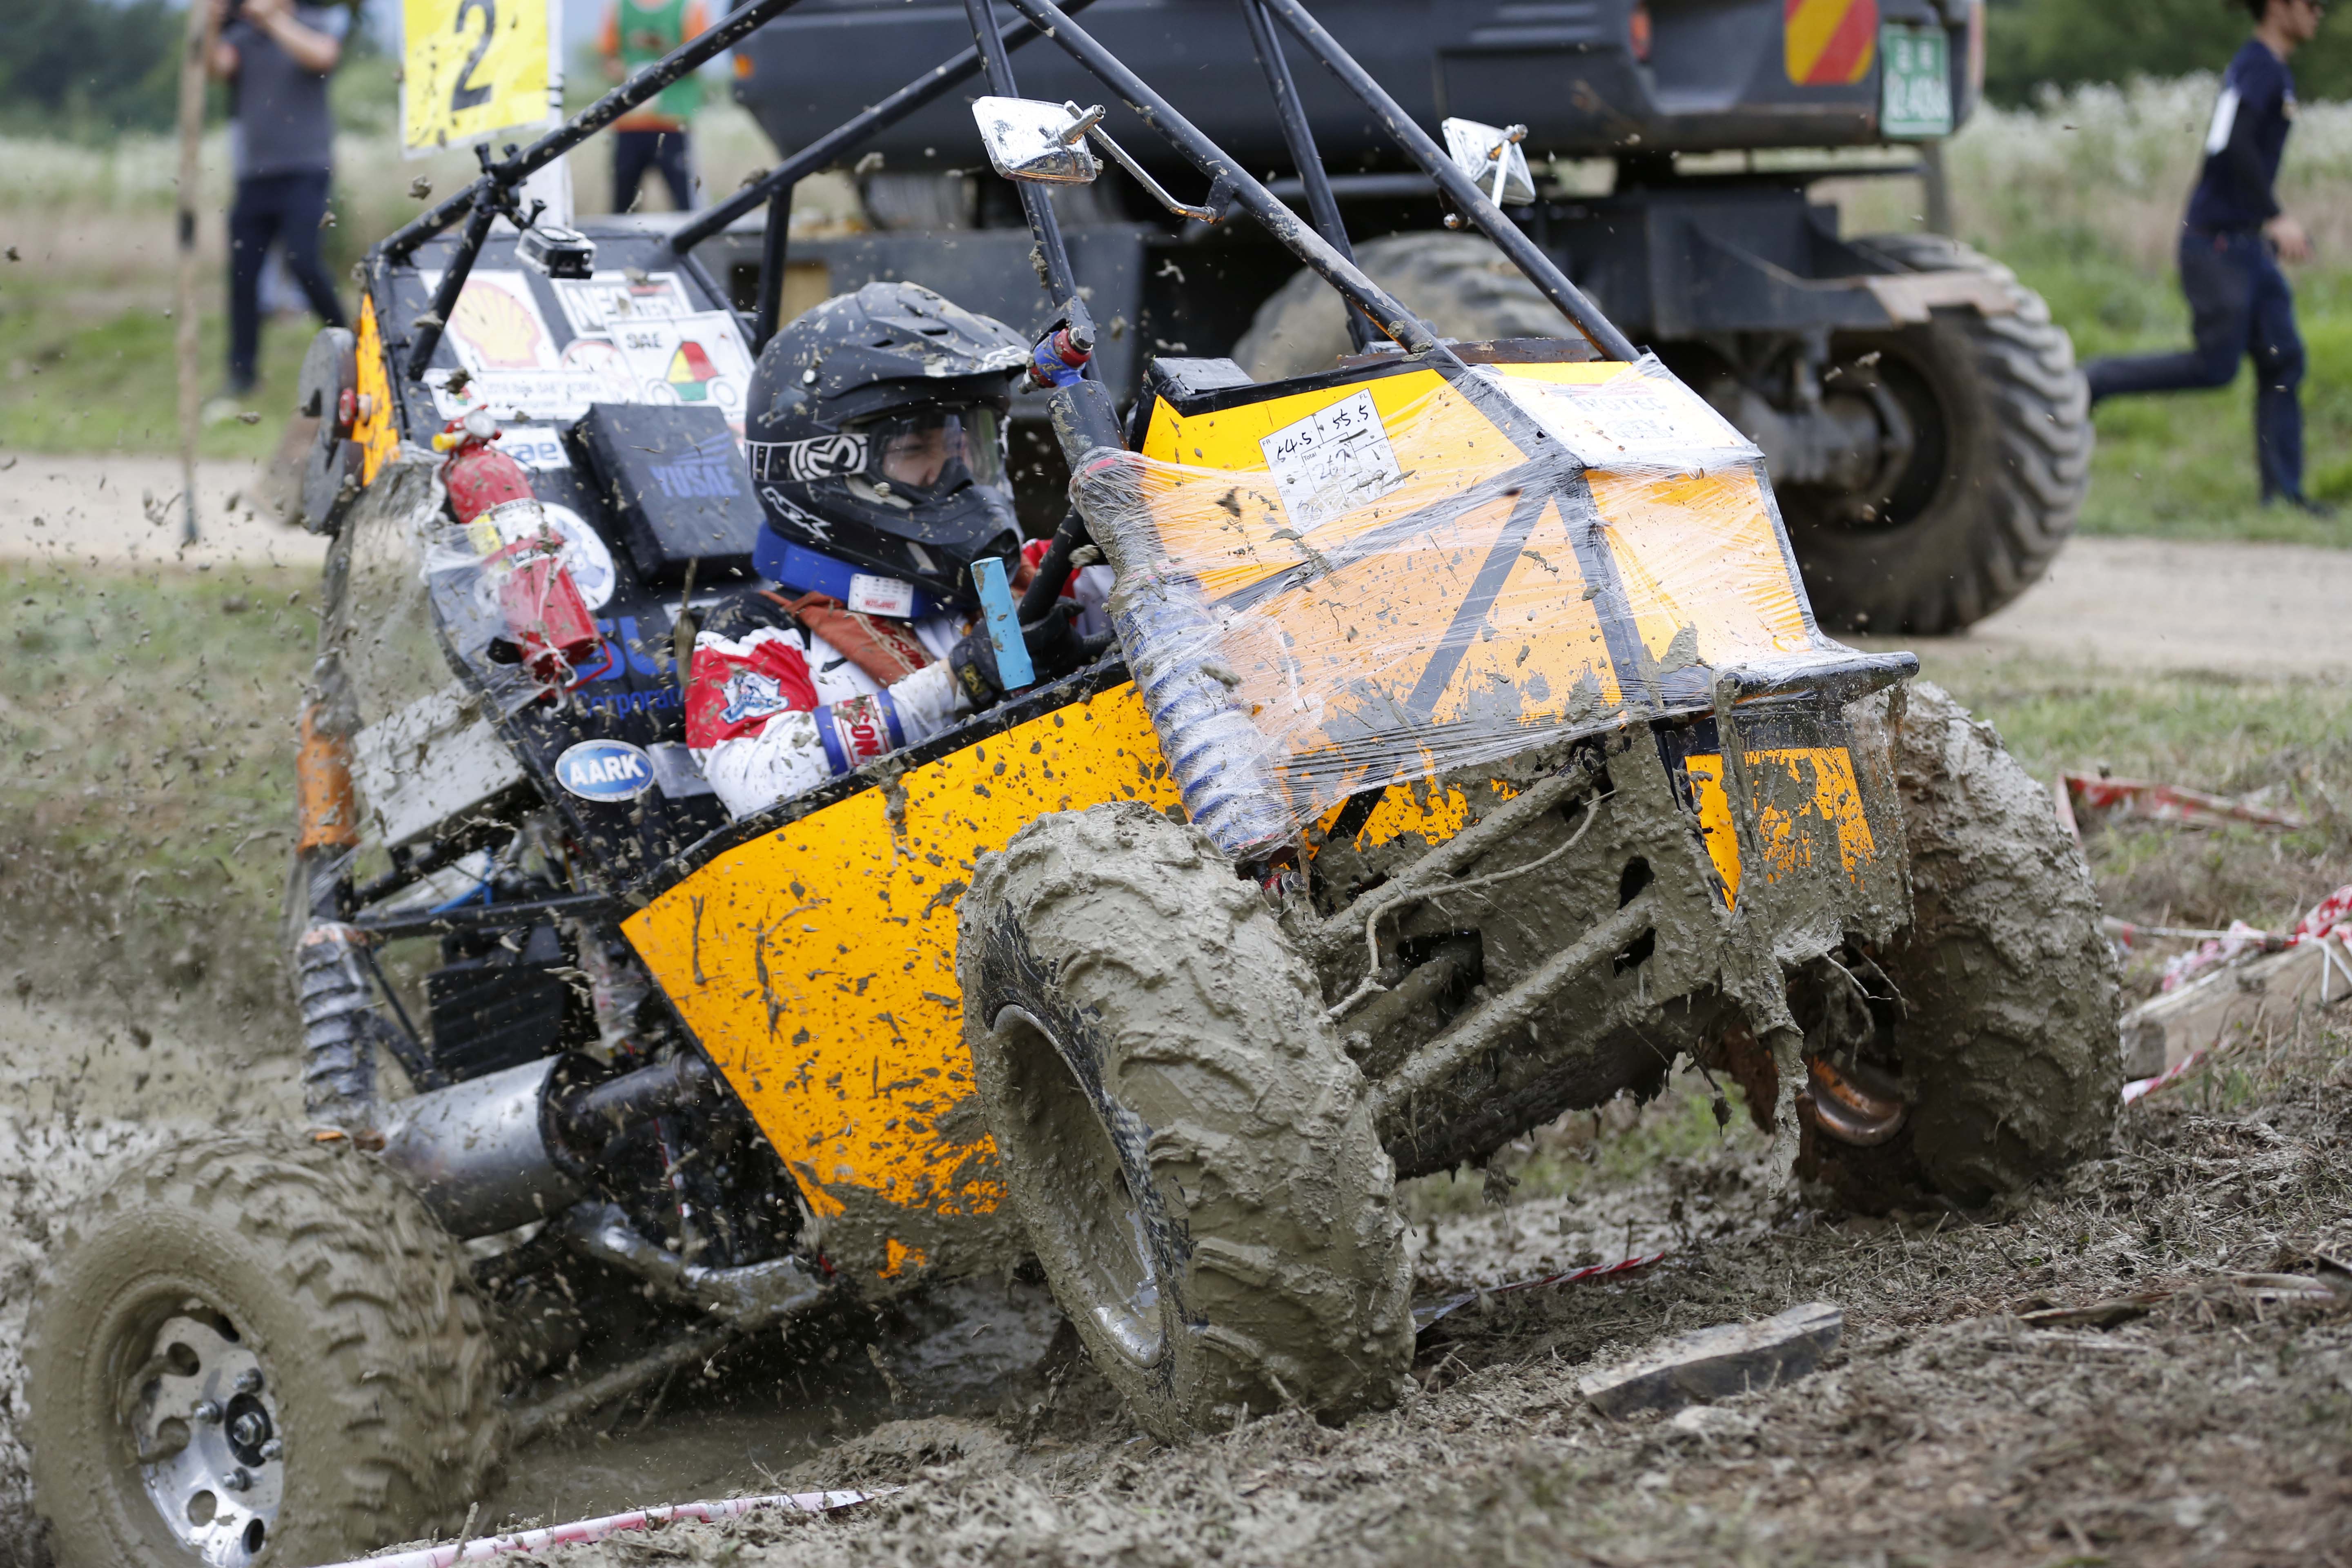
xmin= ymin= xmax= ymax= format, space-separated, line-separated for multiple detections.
xmin=1078 ymin=110 xmax=1231 ymax=224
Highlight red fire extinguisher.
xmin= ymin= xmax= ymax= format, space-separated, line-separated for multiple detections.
xmin=436 ymin=410 xmax=600 ymax=687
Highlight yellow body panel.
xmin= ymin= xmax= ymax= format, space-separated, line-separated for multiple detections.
xmin=354 ymin=295 xmax=400 ymax=484
xmin=622 ymin=682 xmax=1180 ymax=1268
xmin=1684 ymin=747 xmax=1878 ymax=902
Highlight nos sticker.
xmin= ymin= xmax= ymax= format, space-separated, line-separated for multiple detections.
xmin=555 ymin=739 xmax=656 ymax=802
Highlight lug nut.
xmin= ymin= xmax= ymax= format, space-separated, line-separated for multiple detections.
xmin=234 ymin=1370 xmax=263 ymax=1394
xmin=190 ymin=1400 xmax=223 ymax=1424
xmin=258 ymin=1439 xmax=284 ymax=1461
xmin=225 ymin=1468 xmax=253 ymax=1492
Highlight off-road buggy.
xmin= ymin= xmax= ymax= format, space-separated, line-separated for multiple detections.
xmin=24 ymin=4 xmax=2120 ymax=1564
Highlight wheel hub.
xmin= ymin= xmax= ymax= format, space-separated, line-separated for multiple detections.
xmin=127 ymin=1313 xmax=283 ymax=1567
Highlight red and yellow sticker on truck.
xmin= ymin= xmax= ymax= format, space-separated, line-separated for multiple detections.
xmin=1785 ymin=0 xmax=1878 ymax=85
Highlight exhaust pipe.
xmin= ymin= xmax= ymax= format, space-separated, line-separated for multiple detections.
xmin=378 ymin=1057 xmax=581 ymax=1237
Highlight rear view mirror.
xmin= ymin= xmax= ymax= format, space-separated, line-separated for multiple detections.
xmin=1441 ymin=117 xmax=1535 ymax=207
xmin=972 ymin=96 xmax=1102 ymax=185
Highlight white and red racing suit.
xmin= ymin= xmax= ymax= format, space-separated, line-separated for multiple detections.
xmin=683 ymin=553 xmax=1114 ymax=821
xmin=685 ymin=589 xmax=969 ymax=820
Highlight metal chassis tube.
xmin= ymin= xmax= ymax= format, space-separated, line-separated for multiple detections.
xmin=1260 ymin=0 xmax=1641 ymax=365
xmin=666 ymin=0 xmax=1104 ymax=349
xmin=1236 ymin=0 xmax=1372 ymax=353
xmin=381 ymin=0 xmax=815 ymax=378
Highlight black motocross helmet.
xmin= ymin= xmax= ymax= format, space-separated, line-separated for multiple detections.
xmin=744 ymin=281 xmax=1029 ymax=615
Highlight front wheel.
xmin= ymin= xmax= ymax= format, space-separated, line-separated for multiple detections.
xmin=958 ymin=802 xmax=1413 ymax=1439
xmin=1796 ymin=681 xmax=2121 ymax=1210
xmin=26 ymin=1133 xmax=506 ymax=1568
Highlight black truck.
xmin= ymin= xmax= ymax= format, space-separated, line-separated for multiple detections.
xmin=717 ymin=0 xmax=2084 ymax=635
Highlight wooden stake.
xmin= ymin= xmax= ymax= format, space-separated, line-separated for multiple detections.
xmin=173 ymin=0 xmax=220 ymax=549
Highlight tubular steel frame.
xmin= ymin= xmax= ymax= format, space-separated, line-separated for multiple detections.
xmin=365 ymin=0 xmax=1641 ymax=388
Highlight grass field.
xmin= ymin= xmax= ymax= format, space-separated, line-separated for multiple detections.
xmin=6 ymin=74 xmax=2352 ymax=539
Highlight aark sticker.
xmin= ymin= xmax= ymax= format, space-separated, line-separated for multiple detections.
xmin=555 ymin=739 xmax=657 ymax=802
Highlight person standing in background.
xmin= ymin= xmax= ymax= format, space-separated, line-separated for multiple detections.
xmin=599 ymin=0 xmax=711 ymax=213
xmin=2082 ymin=0 xmax=2331 ymax=515
xmin=207 ymin=0 xmax=350 ymax=402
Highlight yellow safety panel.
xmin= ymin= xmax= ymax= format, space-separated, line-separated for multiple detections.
xmin=1684 ymin=746 xmax=1878 ymax=903
xmin=623 ymin=682 xmax=1182 ymax=1253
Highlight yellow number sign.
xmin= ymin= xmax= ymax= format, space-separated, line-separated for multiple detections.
xmin=403 ymin=0 xmax=559 ymax=156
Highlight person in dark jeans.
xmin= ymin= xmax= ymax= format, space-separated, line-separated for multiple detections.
xmin=2084 ymin=0 xmax=2330 ymax=513
xmin=209 ymin=0 xmax=350 ymax=400
xmin=600 ymin=0 xmax=711 ymax=212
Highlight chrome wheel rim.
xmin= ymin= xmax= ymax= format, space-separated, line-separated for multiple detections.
xmin=127 ymin=1311 xmax=284 ymax=1567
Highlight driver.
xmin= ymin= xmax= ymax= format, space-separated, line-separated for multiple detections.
xmin=684 ymin=282 xmax=1085 ymax=820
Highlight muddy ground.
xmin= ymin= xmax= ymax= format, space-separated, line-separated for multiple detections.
xmin=0 ymin=523 xmax=2349 ymax=1567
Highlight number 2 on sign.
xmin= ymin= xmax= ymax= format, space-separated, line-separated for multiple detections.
xmin=452 ymin=0 xmax=496 ymax=112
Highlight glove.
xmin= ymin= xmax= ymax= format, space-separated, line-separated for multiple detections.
xmin=949 ymin=600 xmax=1088 ymax=705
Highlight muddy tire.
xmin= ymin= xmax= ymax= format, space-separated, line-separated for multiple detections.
xmin=1802 ymin=681 xmax=2120 ymax=1209
xmin=957 ymin=802 xmax=1414 ymax=1439
xmin=1230 ymin=232 xmax=1574 ymax=381
xmin=25 ymin=1132 xmax=506 ymax=1568
xmin=1774 ymin=234 xmax=2091 ymax=636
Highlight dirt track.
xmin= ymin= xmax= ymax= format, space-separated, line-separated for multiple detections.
xmin=8 ymin=454 xmax=2349 ymax=676
xmin=0 ymin=471 xmax=2347 ymax=1565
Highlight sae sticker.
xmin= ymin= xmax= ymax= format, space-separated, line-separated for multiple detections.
xmin=555 ymin=739 xmax=656 ymax=803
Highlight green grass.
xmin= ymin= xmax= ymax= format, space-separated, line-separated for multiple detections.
xmin=0 ymin=277 xmax=314 ymax=461
xmin=2003 ymin=238 xmax=2352 ymax=543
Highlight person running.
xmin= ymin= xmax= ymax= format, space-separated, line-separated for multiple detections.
xmin=2083 ymin=0 xmax=2331 ymax=514
xmin=598 ymin=0 xmax=711 ymax=213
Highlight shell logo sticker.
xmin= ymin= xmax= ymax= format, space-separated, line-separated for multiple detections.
xmin=1785 ymin=0 xmax=1877 ymax=86
xmin=555 ymin=739 xmax=656 ymax=802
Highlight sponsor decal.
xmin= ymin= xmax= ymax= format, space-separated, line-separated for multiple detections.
xmin=555 ymin=739 xmax=657 ymax=802
xmin=719 ymin=668 xmax=791 ymax=726
xmin=817 ymin=693 xmax=899 ymax=775
xmin=746 ymin=432 xmax=869 ymax=484
xmin=648 ymin=433 xmax=744 ymax=500
xmin=847 ymin=574 xmax=917 ymax=619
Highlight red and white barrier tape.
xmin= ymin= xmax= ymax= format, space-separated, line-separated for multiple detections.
xmin=312 ymin=1488 xmax=887 ymax=1568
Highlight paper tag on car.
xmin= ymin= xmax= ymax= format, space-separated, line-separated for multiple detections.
xmin=1258 ymin=388 xmax=1406 ymax=532
xmin=847 ymin=573 xmax=917 ymax=618
xmin=1479 ymin=367 xmax=1759 ymax=472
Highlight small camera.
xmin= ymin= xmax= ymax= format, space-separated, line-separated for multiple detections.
xmin=517 ymin=224 xmax=597 ymax=280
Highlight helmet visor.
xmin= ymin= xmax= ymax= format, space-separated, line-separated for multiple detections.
xmin=859 ymin=407 xmax=1007 ymax=502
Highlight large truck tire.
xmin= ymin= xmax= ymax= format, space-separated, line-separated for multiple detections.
xmin=1230 ymin=232 xmax=1573 ymax=382
xmin=1798 ymin=681 xmax=2120 ymax=1211
xmin=1777 ymin=233 xmax=2092 ymax=635
xmin=26 ymin=1132 xmax=506 ymax=1568
xmin=957 ymin=802 xmax=1414 ymax=1439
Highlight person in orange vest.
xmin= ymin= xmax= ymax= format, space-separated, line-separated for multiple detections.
xmin=598 ymin=0 xmax=711 ymax=213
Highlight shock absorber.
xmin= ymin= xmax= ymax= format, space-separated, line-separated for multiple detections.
xmin=293 ymin=922 xmax=378 ymax=1127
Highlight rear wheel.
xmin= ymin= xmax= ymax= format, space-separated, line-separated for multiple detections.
xmin=958 ymin=802 xmax=1413 ymax=1439
xmin=1773 ymin=234 xmax=2092 ymax=635
xmin=1796 ymin=681 xmax=2120 ymax=1210
xmin=26 ymin=1133 xmax=505 ymax=1568
xmin=1230 ymin=232 xmax=1574 ymax=381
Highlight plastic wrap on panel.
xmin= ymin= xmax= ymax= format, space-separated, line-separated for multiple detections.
xmin=1077 ymin=356 xmax=1873 ymax=856
xmin=422 ymin=519 xmax=586 ymax=718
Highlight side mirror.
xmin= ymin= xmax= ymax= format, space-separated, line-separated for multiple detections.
xmin=972 ymin=96 xmax=1102 ymax=185
xmin=1441 ymin=117 xmax=1535 ymax=207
